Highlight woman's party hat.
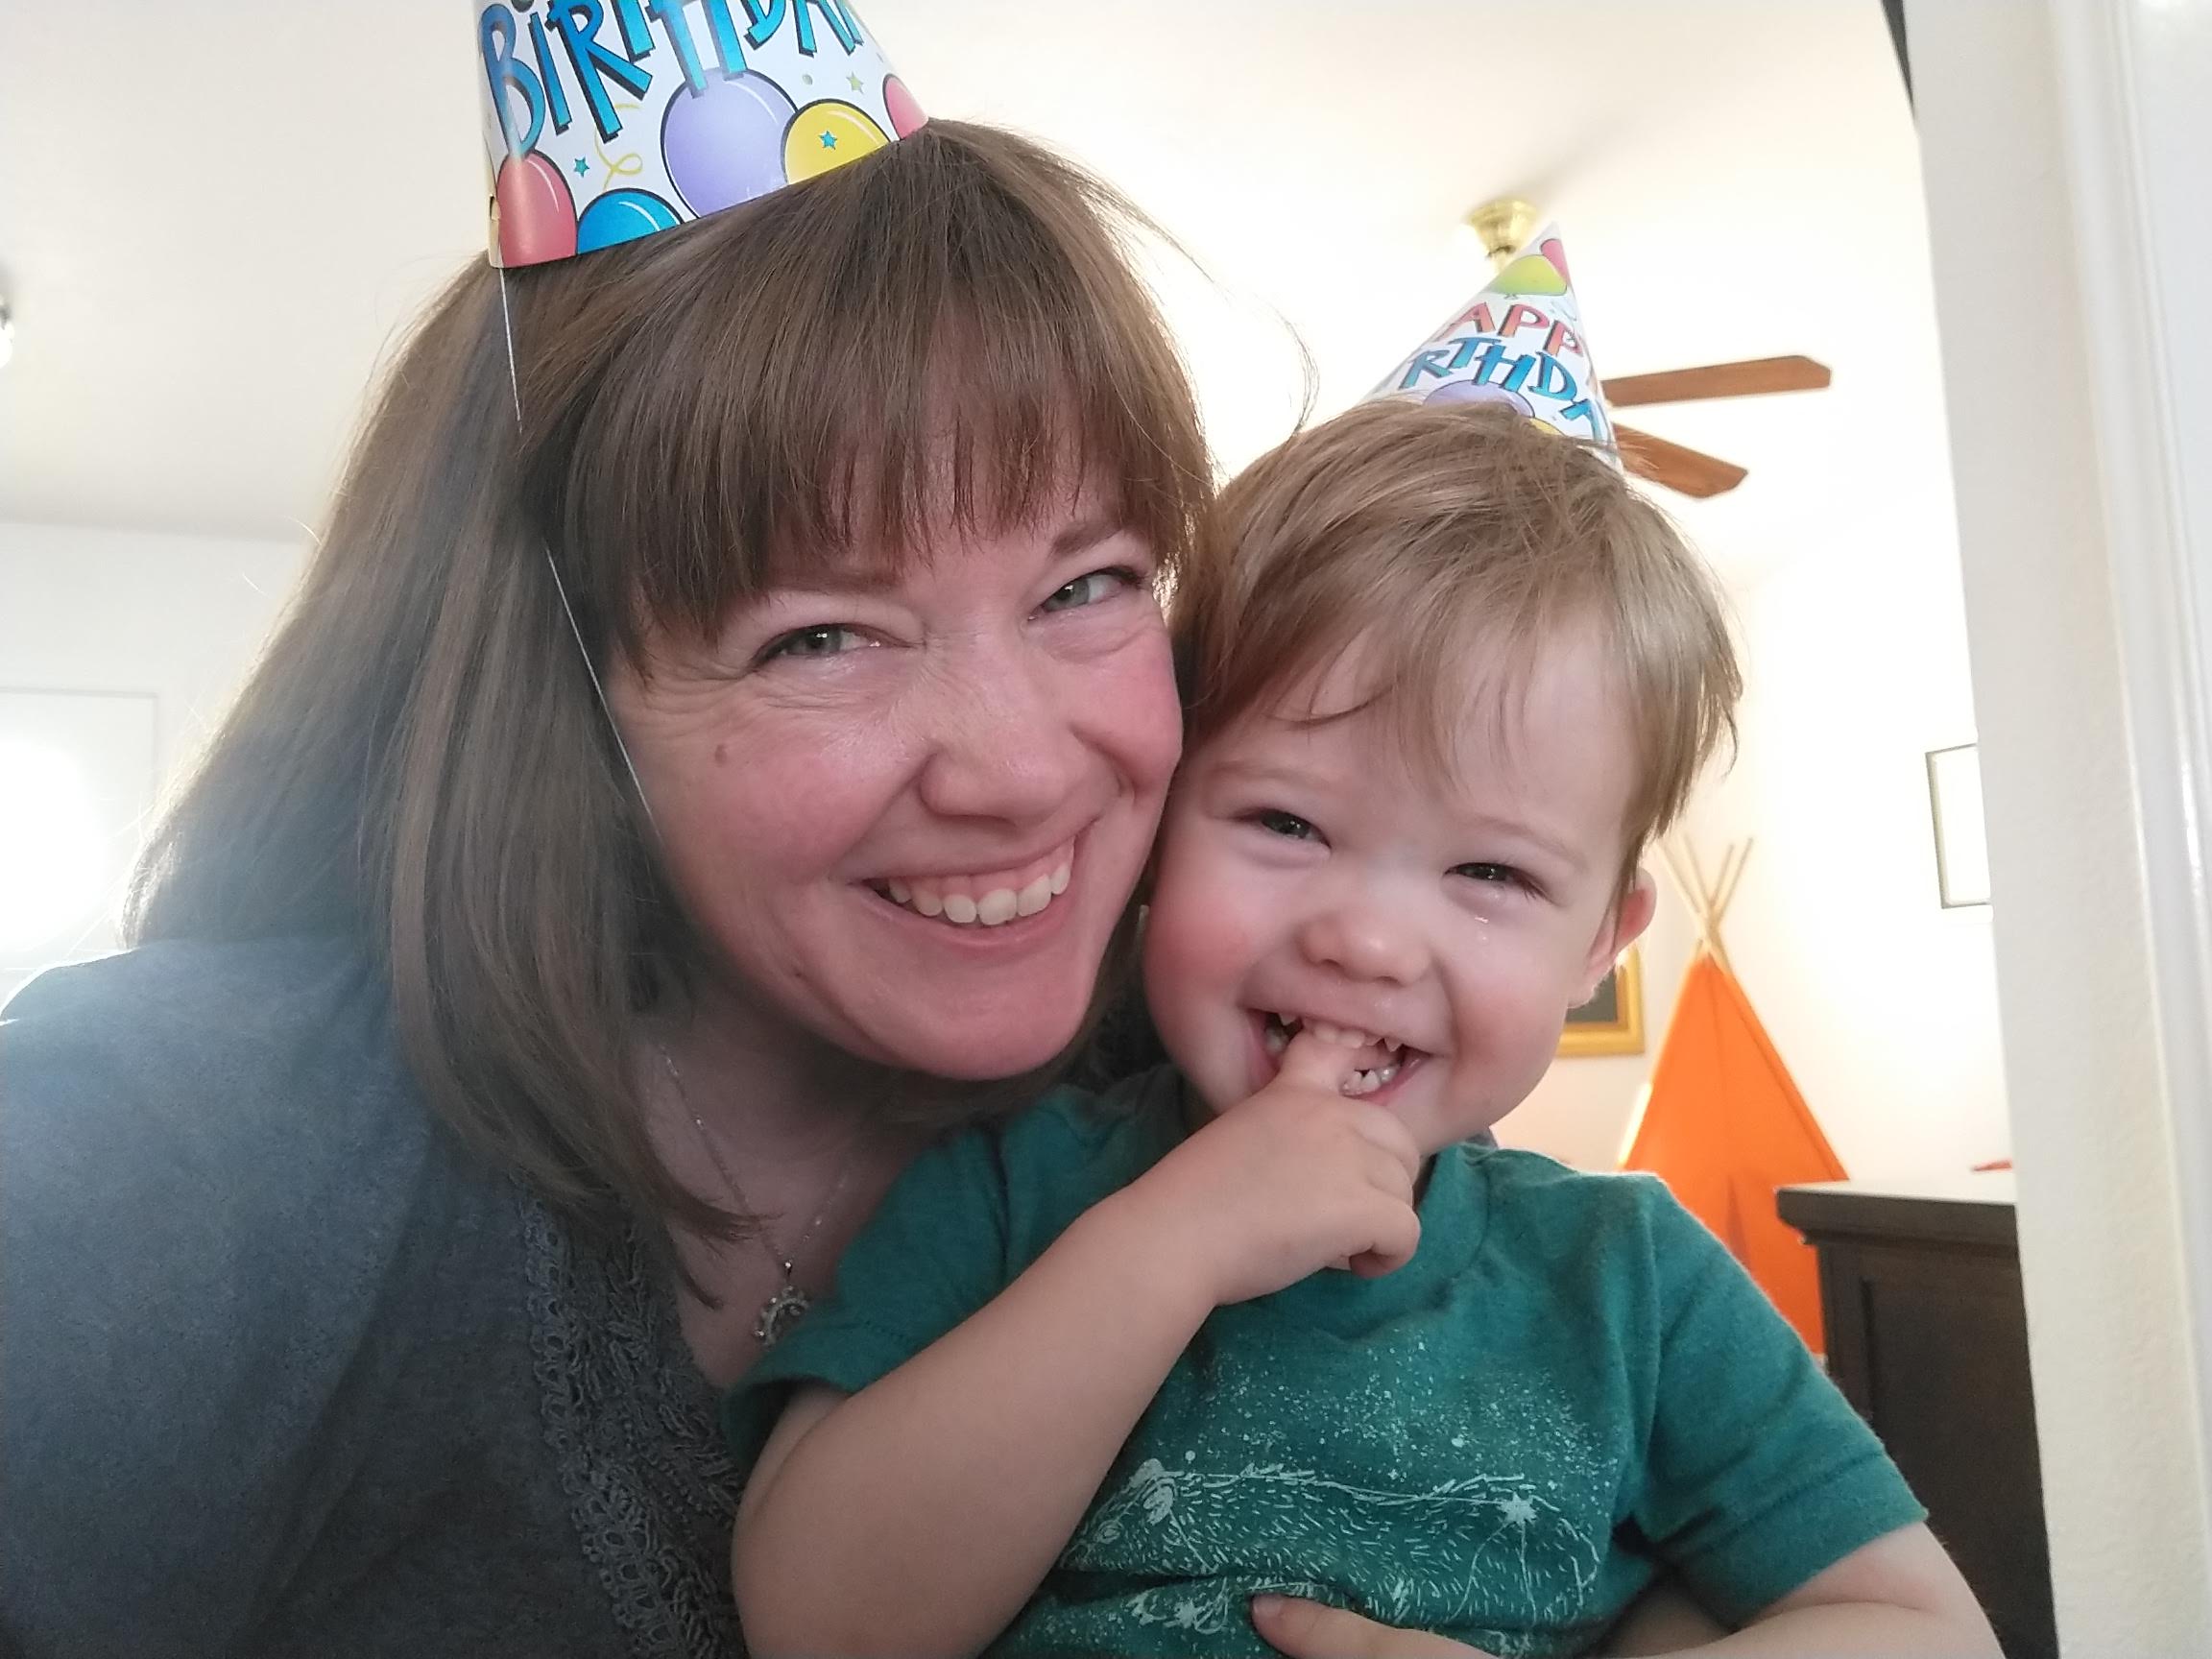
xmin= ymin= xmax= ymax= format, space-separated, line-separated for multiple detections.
xmin=476 ymin=1 xmax=927 ymax=267
xmin=1367 ymin=226 xmax=1616 ymax=460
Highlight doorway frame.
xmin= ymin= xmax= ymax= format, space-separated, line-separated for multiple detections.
xmin=1913 ymin=0 xmax=2212 ymax=1646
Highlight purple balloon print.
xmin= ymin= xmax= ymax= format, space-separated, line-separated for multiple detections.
xmin=661 ymin=71 xmax=799 ymax=217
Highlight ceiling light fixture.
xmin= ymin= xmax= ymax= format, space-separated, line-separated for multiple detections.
xmin=1461 ymin=197 xmax=1539 ymax=267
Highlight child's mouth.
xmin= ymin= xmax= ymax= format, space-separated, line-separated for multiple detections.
xmin=1259 ymin=1011 xmax=1428 ymax=1098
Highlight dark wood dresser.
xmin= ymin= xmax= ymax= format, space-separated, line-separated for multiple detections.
xmin=1777 ymin=1173 xmax=2054 ymax=1659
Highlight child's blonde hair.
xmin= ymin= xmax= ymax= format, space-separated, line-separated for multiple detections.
xmin=1179 ymin=400 xmax=1741 ymax=894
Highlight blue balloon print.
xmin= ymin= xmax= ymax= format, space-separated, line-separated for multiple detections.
xmin=574 ymin=188 xmax=683 ymax=253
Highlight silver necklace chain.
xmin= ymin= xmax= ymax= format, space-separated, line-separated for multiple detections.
xmin=652 ymin=1038 xmax=861 ymax=1348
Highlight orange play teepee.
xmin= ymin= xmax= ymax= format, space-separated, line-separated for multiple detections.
xmin=1619 ymin=840 xmax=1845 ymax=1353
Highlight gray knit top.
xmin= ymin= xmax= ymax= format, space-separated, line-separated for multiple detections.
xmin=2 ymin=938 xmax=743 ymax=1658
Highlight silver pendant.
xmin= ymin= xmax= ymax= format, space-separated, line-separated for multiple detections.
xmin=756 ymin=1284 xmax=812 ymax=1348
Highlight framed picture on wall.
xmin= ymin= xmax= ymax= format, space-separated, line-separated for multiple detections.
xmin=1559 ymin=949 xmax=1645 ymax=1058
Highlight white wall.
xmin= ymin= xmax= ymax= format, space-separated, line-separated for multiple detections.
xmin=1501 ymin=9 xmax=2008 ymax=1180
xmin=0 ymin=521 xmax=305 ymax=1002
xmin=1911 ymin=0 xmax=2212 ymax=1647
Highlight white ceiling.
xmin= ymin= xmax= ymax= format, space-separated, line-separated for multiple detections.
xmin=0 ymin=1 xmax=1920 ymax=545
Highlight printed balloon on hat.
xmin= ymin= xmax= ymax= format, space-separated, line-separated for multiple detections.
xmin=1366 ymin=224 xmax=1617 ymax=462
xmin=476 ymin=0 xmax=925 ymax=267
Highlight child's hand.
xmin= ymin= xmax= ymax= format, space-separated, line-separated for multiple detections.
xmin=1101 ymin=1029 xmax=1424 ymax=1308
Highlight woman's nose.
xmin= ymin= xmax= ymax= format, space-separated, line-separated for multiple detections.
xmin=1295 ymin=901 xmax=1427 ymax=987
xmin=913 ymin=648 xmax=1089 ymax=827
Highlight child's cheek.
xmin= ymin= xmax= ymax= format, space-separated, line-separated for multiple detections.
xmin=1142 ymin=883 xmax=1239 ymax=1009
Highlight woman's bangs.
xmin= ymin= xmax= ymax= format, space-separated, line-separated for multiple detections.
xmin=541 ymin=121 xmax=1206 ymax=651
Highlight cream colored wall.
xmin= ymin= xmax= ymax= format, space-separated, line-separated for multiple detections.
xmin=1503 ymin=6 xmax=2006 ymax=1179
xmin=1914 ymin=0 xmax=2212 ymax=1646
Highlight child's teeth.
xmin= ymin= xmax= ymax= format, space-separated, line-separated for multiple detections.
xmin=1016 ymin=875 xmax=1052 ymax=917
xmin=1339 ymin=1060 xmax=1401 ymax=1097
xmin=976 ymin=888 xmax=1019 ymax=926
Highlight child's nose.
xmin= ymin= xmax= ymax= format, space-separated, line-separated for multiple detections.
xmin=1294 ymin=904 xmax=1426 ymax=986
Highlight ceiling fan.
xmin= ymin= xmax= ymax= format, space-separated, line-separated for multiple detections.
xmin=1465 ymin=199 xmax=1830 ymax=499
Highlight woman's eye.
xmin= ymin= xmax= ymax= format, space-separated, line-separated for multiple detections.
xmin=1253 ymin=809 xmax=1322 ymax=843
xmin=1039 ymin=568 xmax=1135 ymax=614
xmin=761 ymin=623 xmax=869 ymax=662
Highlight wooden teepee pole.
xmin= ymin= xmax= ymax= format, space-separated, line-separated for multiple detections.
xmin=1714 ymin=838 xmax=1755 ymax=935
xmin=1660 ymin=835 xmax=1748 ymax=976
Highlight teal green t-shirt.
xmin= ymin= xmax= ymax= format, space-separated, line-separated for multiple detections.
xmin=728 ymin=1068 xmax=1923 ymax=1658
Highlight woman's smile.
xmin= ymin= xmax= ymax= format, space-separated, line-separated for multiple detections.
xmin=866 ymin=835 xmax=1077 ymax=927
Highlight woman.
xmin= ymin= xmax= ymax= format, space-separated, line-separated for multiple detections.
xmin=1 ymin=116 xmax=1204 ymax=1656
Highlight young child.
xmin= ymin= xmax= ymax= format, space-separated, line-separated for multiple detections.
xmin=725 ymin=249 xmax=1998 ymax=1659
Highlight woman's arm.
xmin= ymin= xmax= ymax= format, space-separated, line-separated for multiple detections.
xmin=732 ymin=1032 xmax=1422 ymax=1659
xmin=1251 ymin=1527 xmax=1997 ymax=1659
xmin=1597 ymin=1576 xmax=1730 ymax=1655
xmin=1 ymin=943 xmax=451 ymax=1655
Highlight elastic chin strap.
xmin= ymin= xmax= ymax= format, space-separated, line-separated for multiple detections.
xmin=495 ymin=263 xmax=663 ymax=841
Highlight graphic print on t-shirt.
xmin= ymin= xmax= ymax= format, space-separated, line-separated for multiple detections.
xmin=1026 ymin=1340 xmax=1615 ymax=1658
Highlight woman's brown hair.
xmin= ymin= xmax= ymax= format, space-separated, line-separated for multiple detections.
xmin=129 ymin=121 xmax=1211 ymax=1240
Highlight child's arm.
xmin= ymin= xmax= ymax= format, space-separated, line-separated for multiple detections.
xmin=1621 ymin=1184 xmax=1999 ymax=1658
xmin=1669 ymin=1524 xmax=1998 ymax=1655
xmin=732 ymin=1032 xmax=1423 ymax=1659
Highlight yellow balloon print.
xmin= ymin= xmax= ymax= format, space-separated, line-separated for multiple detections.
xmin=785 ymin=101 xmax=891 ymax=183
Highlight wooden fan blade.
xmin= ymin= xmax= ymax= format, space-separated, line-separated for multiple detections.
xmin=1602 ymin=355 xmax=1832 ymax=409
xmin=1615 ymin=424 xmax=1748 ymax=498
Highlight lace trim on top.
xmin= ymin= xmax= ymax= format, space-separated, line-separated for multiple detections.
xmin=518 ymin=1188 xmax=745 ymax=1658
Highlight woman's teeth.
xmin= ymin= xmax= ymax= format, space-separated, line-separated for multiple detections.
xmin=878 ymin=854 xmax=1072 ymax=928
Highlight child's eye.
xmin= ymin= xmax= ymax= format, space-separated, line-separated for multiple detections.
xmin=1253 ymin=809 xmax=1323 ymax=842
xmin=1452 ymin=861 xmax=1532 ymax=892
xmin=1039 ymin=568 xmax=1137 ymax=613
xmin=760 ymin=623 xmax=870 ymax=662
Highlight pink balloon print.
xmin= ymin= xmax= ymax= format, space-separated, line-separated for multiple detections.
xmin=1540 ymin=236 xmax=1571 ymax=284
xmin=495 ymin=152 xmax=578 ymax=266
xmin=881 ymin=75 xmax=926 ymax=138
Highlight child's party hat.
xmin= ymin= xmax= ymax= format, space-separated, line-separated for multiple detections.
xmin=1367 ymin=226 xmax=1616 ymax=460
xmin=476 ymin=1 xmax=926 ymax=267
